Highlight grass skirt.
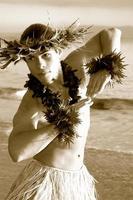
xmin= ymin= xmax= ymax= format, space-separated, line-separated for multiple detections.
xmin=5 ymin=159 xmax=98 ymax=200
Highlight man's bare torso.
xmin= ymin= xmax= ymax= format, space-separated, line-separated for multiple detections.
xmin=30 ymin=65 xmax=91 ymax=170
xmin=34 ymin=101 xmax=90 ymax=170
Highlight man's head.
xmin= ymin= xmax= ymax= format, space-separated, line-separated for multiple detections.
xmin=21 ymin=24 xmax=61 ymax=84
xmin=20 ymin=23 xmax=55 ymax=50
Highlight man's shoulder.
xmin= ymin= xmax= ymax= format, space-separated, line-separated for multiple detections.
xmin=16 ymin=89 xmax=39 ymax=114
xmin=12 ymin=89 xmax=39 ymax=126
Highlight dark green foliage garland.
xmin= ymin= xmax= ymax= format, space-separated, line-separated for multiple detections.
xmin=61 ymin=61 xmax=81 ymax=104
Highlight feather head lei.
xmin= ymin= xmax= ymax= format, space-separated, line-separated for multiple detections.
xmin=0 ymin=21 xmax=92 ymax=69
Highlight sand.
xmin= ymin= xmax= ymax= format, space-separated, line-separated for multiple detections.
xmin=0 ymin=95 xmax=133 ymax=200
xmin=0 ymin=133 xmax=133 ymax=200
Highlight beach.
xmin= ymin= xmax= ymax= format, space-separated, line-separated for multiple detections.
xmin=0 ymin=30 xmax=133 ymax=199
xmin=0 ymin=90 xmax=133 ymax=199
xmin=1 ymin=128 xmax=133 ymax=200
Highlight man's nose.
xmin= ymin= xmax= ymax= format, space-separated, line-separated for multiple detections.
xmin=37 ymin=56 xmax=46 ymax=68
xmin=40 ymin=65 xmax=45 ymax=69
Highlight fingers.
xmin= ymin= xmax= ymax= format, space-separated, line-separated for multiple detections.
xmin=70 ymin=98 xmax=93 ymax=110
xmin=80 ymin=98 xmax=94 ymax=106
xmin=74 ymin=99 xmax=88 ymax=109
xmin=96 ymin=73 xmax=111 ymax=94
xmin=87 ymin=70 xmax=111 ymax=98
xmin=91 ymin=79 xmax=101 ymax=97
xmin=86 ymin=99 xmax=94 ymax=106
xmin=87 ymin=74 xmax=97 ymax=97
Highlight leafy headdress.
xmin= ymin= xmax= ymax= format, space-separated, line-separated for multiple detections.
xmin=0 ymin=21 xmax=91 ymax=69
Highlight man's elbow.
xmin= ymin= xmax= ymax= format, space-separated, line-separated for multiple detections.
xmin=100 ymin=27 xmax=122 ymax=55
xmin=8 ymin=136 xmax=26 ymax=162
xmin=8 ymin=144 xmax=22 ymax=162
xmin=8 ymin=153 xmax=20 ymax=163
xmin=101 ymin=27 xmax=121 ymax=37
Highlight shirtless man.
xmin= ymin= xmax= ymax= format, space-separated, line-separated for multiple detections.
xmin=8 ymin=26 xmax=121 ymax=167
xmin=4 ymin=24 xmax=122 ymax=199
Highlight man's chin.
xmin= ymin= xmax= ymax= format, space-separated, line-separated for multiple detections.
xmin=39 ymin=75 xmax=53 ymax=85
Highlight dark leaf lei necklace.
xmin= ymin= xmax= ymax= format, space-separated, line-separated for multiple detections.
xmin=24 ymin=61 xmax=81 ymax=144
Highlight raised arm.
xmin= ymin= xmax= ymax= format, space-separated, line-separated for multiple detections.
xmin=64 ymin=30 xmax=102 ymax=68
xmin=64 ymin=27 xmax=122 ymax=99
xmin=64 ymin=27 xmax=121 ymax=67
xmin=87 ymin=28 xmax=122 ymax=98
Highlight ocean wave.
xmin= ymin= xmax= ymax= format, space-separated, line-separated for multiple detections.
xmin=0 ymin=87 xmax=26 ymax=100
xmin=0 ymin=87 xmax=133 ymax=110
xmin=92 ymin=98 xmax=133 ymax=110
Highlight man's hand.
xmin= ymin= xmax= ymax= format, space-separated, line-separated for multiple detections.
xmin=70 ymin=98 xmax=93 ymax=109
xmin=63 ymin=98 xmax=93 ymax=114
xmin=87 ymin=69 xmax=111 ymax=98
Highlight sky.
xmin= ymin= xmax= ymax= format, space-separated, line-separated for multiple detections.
xmin=0 ymin=1 xmax=132 ymax=34
xmin=0 ymin=0 xmax=132 ymax=7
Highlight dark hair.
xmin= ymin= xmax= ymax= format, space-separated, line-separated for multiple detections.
xmin=20 ymin=23 xmax=54 ymax=48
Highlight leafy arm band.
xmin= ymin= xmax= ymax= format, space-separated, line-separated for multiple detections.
xmin=44 ymin=106 xmax=80 ymax=144
xmin=86 ymin=51 xmax=126 ymax=84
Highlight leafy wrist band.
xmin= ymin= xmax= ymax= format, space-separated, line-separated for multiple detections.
xmin=86 ymin=51 xmax=126 ymax=84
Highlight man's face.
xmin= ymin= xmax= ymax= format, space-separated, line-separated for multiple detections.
xmin=25 ymin=49 xmax=61 ymax=84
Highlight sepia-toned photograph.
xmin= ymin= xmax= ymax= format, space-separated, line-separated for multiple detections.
xmin=0 ymin=0 xmax=133 ymax=199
